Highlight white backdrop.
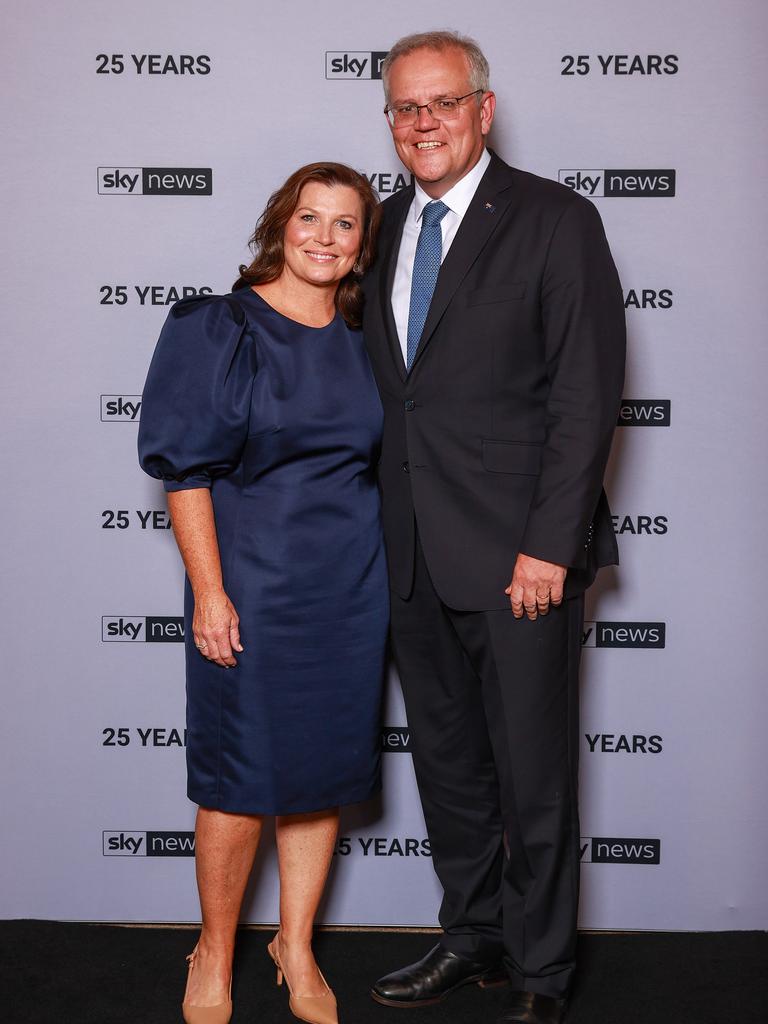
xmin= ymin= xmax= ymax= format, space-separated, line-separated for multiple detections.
xmin=1 ymin=0 xmax=767 ymax=930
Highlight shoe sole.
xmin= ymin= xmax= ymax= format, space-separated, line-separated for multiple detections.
xmin=370 ymin=972 xmax=508 ymax=1008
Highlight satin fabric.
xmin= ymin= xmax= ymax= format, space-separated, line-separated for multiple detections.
xmin=138 ymin=289 xmax=388 ymax=814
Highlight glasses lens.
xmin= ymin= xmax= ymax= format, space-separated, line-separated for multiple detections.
xmin=391 ymin=98 xmax=461 ymax=127
xmin=392 ymin=106 xmax=416 ymax=126
xmin=432 ymin=98 xmax=459 ymax=119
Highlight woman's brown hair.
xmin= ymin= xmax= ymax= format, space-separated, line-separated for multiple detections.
xmin=232 ymin=162 xmax=381 ymax=328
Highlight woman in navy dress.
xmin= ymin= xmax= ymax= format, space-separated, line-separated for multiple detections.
xmin=138 ymin=163 xmax=385 ymax=1024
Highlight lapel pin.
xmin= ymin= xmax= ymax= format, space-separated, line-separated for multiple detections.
xmin=484 ymin=202 xmax=496 ymax=213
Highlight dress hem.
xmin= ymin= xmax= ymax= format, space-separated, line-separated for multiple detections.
xmin=188 ymin=780 xmax=382 ymax=817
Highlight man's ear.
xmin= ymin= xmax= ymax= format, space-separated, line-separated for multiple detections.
xmin=480 ymin=91 xmax=496 ymax=136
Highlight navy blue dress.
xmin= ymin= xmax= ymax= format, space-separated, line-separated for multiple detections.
xmin=138 ymin=289 xmax=388 ymax=814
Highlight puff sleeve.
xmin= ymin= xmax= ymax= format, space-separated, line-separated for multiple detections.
xmin=138 ymin=294 xmax=257 ymax=491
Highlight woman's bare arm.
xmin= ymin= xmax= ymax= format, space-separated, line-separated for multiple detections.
xmin=167 ymin=489 xmax=243 ymax=667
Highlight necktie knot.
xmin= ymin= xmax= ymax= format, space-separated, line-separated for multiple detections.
xmin=421 ymin=200 xmax=450 ymax=229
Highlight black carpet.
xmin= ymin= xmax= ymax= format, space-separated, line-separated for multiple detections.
xmin=1 ymin=921 xmax=766 ymax=1024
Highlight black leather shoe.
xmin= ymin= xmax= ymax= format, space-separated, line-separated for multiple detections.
xmin=496 ymin=990 xmax=566 ymax=1023
xmin=371 ymin=944 xmax=507 ymax=1007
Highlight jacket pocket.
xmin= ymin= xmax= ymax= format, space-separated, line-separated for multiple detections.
xmin=481 ymin=439 xmax=542 ymax=475
xmin=467 ymin=282 xmax=526 ymax=306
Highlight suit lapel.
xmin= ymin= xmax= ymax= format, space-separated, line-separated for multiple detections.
xmin=377 ymin=188 xmax=412 ymax=382
xmin=410 ymin=153 xmax=516 ymax=373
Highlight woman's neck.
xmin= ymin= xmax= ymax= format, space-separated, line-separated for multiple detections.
xmin=252 ymin=273 xmax=337 ymax=328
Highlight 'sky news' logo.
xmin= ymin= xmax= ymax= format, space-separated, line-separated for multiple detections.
xmin=559 ymin=169 xmax=675 ymax=197
xmin=325 ymin=51 xmax=388 ymax=79
xmin=580 ymin=837 xmax=661 ymax=864
xmin=98 ymin=167 xmax=212 ymax=195
xmin=102 ymin=616 xmax=184 ymax=642
xmin=101 ymin=395 xmax=141 ymax=421
xmin=582 ymin=621 xmax=665 ymax=648
xmin=381 ymin=726 xmax=411 ymax=751
xmin=103 ymin=831 xmax=195 ymax=856
xmin=617 ymin=400 xmax=671 ymax=426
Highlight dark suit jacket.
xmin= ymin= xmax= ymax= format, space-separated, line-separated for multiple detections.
xmin=362 ymin=151 xmax=626 ymax=611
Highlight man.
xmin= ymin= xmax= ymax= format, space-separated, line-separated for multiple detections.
xmin=362 ymin=31 xmax=626 ymax=1024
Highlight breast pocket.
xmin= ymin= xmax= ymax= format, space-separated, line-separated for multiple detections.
xmin=467 ymin=282 xmax=526 ymax=307
xmin=481 ymin=439 xmax=542 ymax=475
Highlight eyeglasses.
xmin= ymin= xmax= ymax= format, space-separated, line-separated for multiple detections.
xmin=384 ymin=89 xmax=483 ymax=128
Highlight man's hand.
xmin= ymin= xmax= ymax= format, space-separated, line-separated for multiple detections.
xmin=505 ymin=553 xmax=567 ymax=620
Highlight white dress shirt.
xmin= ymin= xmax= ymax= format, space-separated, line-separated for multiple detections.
xmin=391 ymin=148 xmax=491 ymax=363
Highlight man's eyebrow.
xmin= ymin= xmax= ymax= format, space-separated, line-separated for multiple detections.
xmin=391 ymin=92 xmax=455 ymax=105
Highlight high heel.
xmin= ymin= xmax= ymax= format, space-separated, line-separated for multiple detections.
xmin=267 ymin=937 xmax=338 ymax=1024
xmin=181 ymin=947 xmax=233 ymax=1024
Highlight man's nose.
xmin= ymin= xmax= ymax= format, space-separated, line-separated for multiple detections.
xmin=415 ymin=104 xmax=440 ymax=130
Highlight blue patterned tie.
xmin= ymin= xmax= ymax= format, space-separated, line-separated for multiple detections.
xmin=406 ymin=200 xmax=450 ymax=370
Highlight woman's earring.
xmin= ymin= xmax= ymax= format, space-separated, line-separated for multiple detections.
xmin=353 ymin=262 xmax=362 ymax=275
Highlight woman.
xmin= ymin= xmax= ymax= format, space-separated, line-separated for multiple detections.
xmin=138 ymin=163 xmax=385 ymax=1024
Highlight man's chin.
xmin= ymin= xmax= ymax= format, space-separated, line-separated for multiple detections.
xmin=409 ymin=156 xmax=450 ymax=184
xmin=395 ymin=145 xmax=445 ymax=178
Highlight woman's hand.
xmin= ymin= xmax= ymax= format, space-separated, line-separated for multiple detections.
xmin=192 ymin=587 xmax=243 ymax=667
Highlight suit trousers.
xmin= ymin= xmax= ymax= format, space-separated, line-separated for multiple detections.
xmin=390 ymin=535 xmax=584 ymax=999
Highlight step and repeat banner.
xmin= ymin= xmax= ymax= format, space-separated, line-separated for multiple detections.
xmin=2 ymin=0 xmax=767 ymax=930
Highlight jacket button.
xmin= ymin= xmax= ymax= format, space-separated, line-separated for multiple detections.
xmin=402 ymin=461 xmax=410 ymax=473
xmin=404 ymin=399 xmax=415 ymax=411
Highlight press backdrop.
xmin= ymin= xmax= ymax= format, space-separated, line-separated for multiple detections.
xmin=2 ymin=0 xmax=767 ymax=930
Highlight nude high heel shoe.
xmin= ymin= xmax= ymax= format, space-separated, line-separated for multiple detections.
xmin=267 ymin=937 xmax=338 ymax=1024
xmin=181 ymin=947 xmax=233 ymax=1024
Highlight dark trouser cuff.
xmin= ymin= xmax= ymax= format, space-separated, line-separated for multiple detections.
xmin=505 ymin=965 xmax=571 ymax=1001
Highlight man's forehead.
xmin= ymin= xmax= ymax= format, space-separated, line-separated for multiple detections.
xmin=388 ymin=47 xmax=471 ymax=97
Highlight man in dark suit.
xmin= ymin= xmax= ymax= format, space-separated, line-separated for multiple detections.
xmin=363 ymin=30 xmax=625 ymax=1024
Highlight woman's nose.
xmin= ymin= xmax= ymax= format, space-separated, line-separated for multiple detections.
xmin=314 ymin=223 xmax=334 ymax=245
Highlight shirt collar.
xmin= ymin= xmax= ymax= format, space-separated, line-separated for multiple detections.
xmin=412 ymin=148 xmax=492 ymax=222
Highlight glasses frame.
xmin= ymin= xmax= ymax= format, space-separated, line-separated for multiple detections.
xmin=384 ymin=89 xmax=484 ymax=128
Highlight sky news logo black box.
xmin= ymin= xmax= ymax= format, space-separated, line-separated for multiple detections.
xmin=582 ymin=621 xmax=666 ymax=648
xmin=558 ymin=169 xmax=675 ymax=197
xmin=381 ymin=726 xmax=411 ymax=751
xmin=603 ymin=169 xmax=675 ymax=196
xmin=101 ymin=616 xmax=185 ymax=642
xmin=98 ymin=167 xmax=212 ymax=195
xmin=581 ymin=837 xmax=661 ymax=864
xmin=143 ymin=167 xmax=212 ymax=195
xmin=102 ymin=831 xmax=195 ymax=856
xmin=617 ymin=400 xmax=671 ymax=426
xmin=324 ymin=51 xmax=388 ymax=79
